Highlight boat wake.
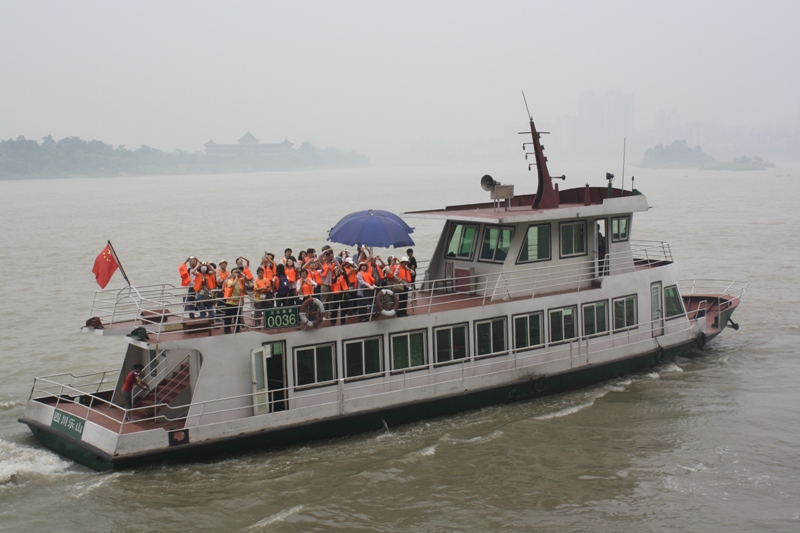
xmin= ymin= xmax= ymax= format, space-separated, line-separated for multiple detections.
xmin=0 ymin=438 xmax=73 ymax=487
xmin=0 ymin=400 xmax=23 ymax=410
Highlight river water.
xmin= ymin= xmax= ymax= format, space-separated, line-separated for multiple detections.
xmin=0 ymin=161 xmax=798 ymax=532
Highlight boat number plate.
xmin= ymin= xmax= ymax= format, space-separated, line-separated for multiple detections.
xmin=51 ymin=409 xmax=85 ymax=440
xmin=263 ymin=307 xmax=299 ymax=329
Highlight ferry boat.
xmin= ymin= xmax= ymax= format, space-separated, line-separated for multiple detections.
xmin=19 ymin=116 xmax=748 ymax=471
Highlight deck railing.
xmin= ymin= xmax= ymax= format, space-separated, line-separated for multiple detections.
xmin=84 ymin=242 xmax=677 ymax=340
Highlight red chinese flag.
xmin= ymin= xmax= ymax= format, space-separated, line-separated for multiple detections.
xmin=92 ymin=244 xmax=119 ymax=288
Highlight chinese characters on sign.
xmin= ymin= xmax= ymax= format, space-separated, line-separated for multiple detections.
xmin=51 ymin=409 xmax=85 ymax=440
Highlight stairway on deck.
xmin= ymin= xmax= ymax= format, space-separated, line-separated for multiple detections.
xmin=139 ymin=363 xmax=190 ymax=411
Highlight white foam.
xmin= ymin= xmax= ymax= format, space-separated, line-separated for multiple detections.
xmin=0 ymin=439 xmax=72 ymax=486
xmin=245 ymin=505 xmax=303 ymax=529
xmin=419 ymin=445 xmax=437 ymax=456
xmin=534 ymin=401 xmax=595 ymax=420
xmin=0 ymin=400 xmax=23 ymax=410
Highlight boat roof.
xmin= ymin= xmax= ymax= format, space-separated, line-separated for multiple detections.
xmin=406 ymin=188 xmax=649 ymax=224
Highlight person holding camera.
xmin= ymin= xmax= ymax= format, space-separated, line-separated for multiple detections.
xmin=223 ymin=268 xmax=246 ymax=333
xmin=192 ymin=261 xmax=217 ymax=319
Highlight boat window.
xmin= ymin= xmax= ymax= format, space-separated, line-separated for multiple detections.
xmin=476 ymin=317 xmax=507 ymax=356
xmin=434 ymin=324 xmax=468 ymax=363
xmin=391 ymin=330 xmax=427 ymax=370
xmin=513 ymin=312 xmax=544 ymax=349
xmin=664 ymin=285 xmax=684 ymax=318
xmin=613 ymin=295 xmax=638 ymax=330
xmin=295 ymin=343 xmax=336 ymax=386
xmin=611 ymin=216 xmax=630 ymax=242
xmin=582 ymin=300 xmax=608 ymax=336
xmin=549 ymin=306 xmax=577 ymax=343
xmin=517 ymin=224 xmax=551 ymax=263
xmin=445 ymin=223 xmax=478 ymax=260
xmin=479 ymin=226 xmax=514 ymax=263
xmin=560 ymin=221 xmax=587 ymax=258
xmin=344 ymin=336 xmax=383 ymax=378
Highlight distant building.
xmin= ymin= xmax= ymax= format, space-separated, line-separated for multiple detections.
xmin=204 ymin=132 xmax=294 ymax=157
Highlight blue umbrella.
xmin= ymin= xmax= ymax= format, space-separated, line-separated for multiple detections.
xmin=328 ymin=209 xmax=415 ymax=248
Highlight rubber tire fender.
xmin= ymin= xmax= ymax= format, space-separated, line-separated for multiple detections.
xmin=300 ymin=297 xmax=325 ymax=327
xmin=696 ymin=332 xmax=707 ymax=350
xmin=656 ymin=347 xmax=667 ymax=364
xmin=375 ymin=289 xmax=399 ymax=317
xmin=534 ymin=376 xmax=547 ymax=393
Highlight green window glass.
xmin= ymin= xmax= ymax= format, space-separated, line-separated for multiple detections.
xmin=549 ymin=306 xmax=576 ymax=343
xmin=476 ymin=318 xmax=506 ymax=356
xmin=345 ymin=337 xmax=382 ymax=378
xmin=582 ymin=301 xmax=608 ymax=336
xmin=480 ymin=226 xmax=514 ymax=262
xmin=435 ymin=324 xmax=468 ymax=363
xmin=560 ymin=221 xmax=586 ymax=257
xmin=518 ymin=224 xmax=551 ymax=263
xmin=664 ymin=286 xmax=684 ymax=318
xmin=514 ymin=313 xmax=543 ymax=349
xmin=296 ymin=344 xmax=335 ymax=386
xmin=613 ymin=295 xmax=637 ymax=330
xmin=446 ymin=224 xmax=478 ymax=259
xmin=391 ymin=331 xmax=426 ymax=370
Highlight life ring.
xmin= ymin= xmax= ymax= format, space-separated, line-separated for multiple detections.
xmin=656 ymin=347 xmax=667 ymax=364
xmin=696 ymin=333 xmax=707 ymax=350
xmin=534 ymin=376 xmax=547 ymax=393
xmin=300 ymin=297 xmax=325 ymax=327
xmin=375 ymin=289 xmax=399 ymax=317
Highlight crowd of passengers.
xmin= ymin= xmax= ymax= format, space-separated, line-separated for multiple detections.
xmin=178 ymin=246 xmax=418 ymax=333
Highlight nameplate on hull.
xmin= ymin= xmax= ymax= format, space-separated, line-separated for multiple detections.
xmin=264 ymin=307 xmax=299 ymax=329
xmin=51 ymin=409 xmax=85 ymax=440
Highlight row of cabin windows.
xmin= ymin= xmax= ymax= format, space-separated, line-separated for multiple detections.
xmin=293 ymin=288 xmax=684 ymax=388
xmin=446 ymin=216 xmax=630 ymax=264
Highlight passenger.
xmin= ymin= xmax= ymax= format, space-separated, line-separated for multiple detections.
xmin=121 ymin=363 xmax=150 ymax=422
xmin=296 ymin=268 xmax=317 ymax=298
xmin=236 ymin=256 xmax=253 ymax=282
xmin=371 ymin=255 xmax=387 ymax=287
xmin=281 ymin=248 xmax=293 ymax=265
xmin=328 ymin=265 xmax=346 ymax=325
xmin=179 ymin=256 xmax=199 ymax=318
xmin=297 ymin=250 xmax=309 ymax=267
xmin=193 ymin=262 xmax=217 ymax=319
xmin=253 ymin=266 xmax=273 ymax=320
xmin=214 ymin=259 xmax=230 ymax=312
xmin=341 ymin=257 xmax=358 ymax=320
xmin=223 ymin=268 xmax=246 ymax=333
xmin=284 ymin=258 xmax=299 ymax=305
xmin=356 ymin=261 xmax=377 ymax=322
xmin=261 ymin=253 xmax=277 ymax=278
xmin=318 ymin=247 xmax=335 ymax=312
xmin=274 ymin=263 xmax=293 ymax=307
xmin=395 ymin=256 xmax=414 ymax=317
xmin=406 ymin=248 xmax=418 ymax=282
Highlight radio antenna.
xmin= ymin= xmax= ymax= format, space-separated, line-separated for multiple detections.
xmin=621 ymin=138 xmax=626 ymax=191
xmin=522 ymin=90 xmax=532 ymax=120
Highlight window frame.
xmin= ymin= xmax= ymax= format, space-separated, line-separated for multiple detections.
xmin=294 ymin=342 xmax=336 ymax=388
xmin=664 ymin=285 xmax=685 ymax=319
xmin=475 ymin=316 xmax=508 ymax=358
xmin=611 ymin=216 xmax=630 ymax=242
xmin=582 ymin=300 xmax=609 ymax=337
xmin=478 ymin=225 xmax=515 ymax=264
xmin=444 ymin=223 xmax=479 ymax=260
xmin=343 ymin=335 xmax=383 ymax=380
xmin=513 ymin=311 xmax=545 ymax=351
xmin=613 ymin=294 xmax=638 ymax=330
xmin=390 ymin=329 xmax=428 ymax=372
xmin=516 ymin=223 xmax=552 ymax=264
xmin=559 ymin=220 xmax=588 ymax=258
xmin=433 ymin=323 xmax=469 ymax=364
xmin=549 ymin=305 xmax=578 ymax=344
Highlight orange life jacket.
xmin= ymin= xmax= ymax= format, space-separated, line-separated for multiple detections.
xmin=286 ymin=267 xmax=297 ymax=283
xmin=343 ymin=265 xmax=357 ymax=288
xmin=241 ymin=267 xmax=253 ymax=281
xmin=360 ymin=269 xmax=375 ymax=285
xmin=254 ymin=276 xmax=272 ymax=298
xmin=217 ymin=269 xmax=230 ymax=283
xmin=194 ymin=273 xmax=217 ymax=292
xmin=178 ymin=263 xmax=191 ymax=287
xmin=299 ymin=278 xmax=315 ymax=296
xmin=396 ymin=265 xmax=413 ymax=283
xmin=223 ymin=278 xmax=245 ymax=301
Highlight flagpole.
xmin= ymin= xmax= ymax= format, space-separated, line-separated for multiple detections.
xmin=107 ymin=240 xmax=131 ymax=286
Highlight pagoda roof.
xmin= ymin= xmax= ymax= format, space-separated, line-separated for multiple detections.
xmin=238 ymin=132 xmax=260 ymax=144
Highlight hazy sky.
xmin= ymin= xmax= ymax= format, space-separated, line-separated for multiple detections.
xmin=3 ymin=1 xmax=798 ymax=162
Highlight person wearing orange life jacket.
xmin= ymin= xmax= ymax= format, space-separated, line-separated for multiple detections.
xmin=394 ymin=256 xmax=414 ymax=317
xmin=327 ymin=265 xmax=348 ymax=325
xmin=253 ymin=266 xmax=274 ymax=321
xmin=179 ymin=256 xmax=199 ymax=318
xmin=341 ymin=257 xmax=358 ymax=319
xmin=223 ymin=268 xmax=246 ymax=333
xmin=192 ymin=262 xmax=218 ymax=319
xmin=296 ymin=268 xmax=317 ymax=298
xmin=356 ymin=261 xmax=377 ymax=322
xmin=284 ymin=258 xmax=299 ymax=305
xmin=235 ymin=256 xmax=253 ymax=283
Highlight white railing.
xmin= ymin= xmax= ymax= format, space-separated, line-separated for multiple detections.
xmin=84 ymin=243 xmax=677 ymax=340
